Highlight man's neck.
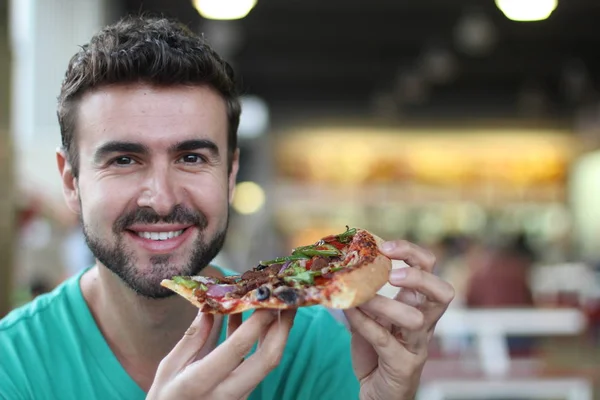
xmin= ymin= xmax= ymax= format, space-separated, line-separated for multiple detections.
xmin=80 ymin=264 xmax=225 ymax=391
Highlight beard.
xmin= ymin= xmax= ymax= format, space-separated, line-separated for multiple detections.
xmin=82 ymin=204 xmax=228 ymax=299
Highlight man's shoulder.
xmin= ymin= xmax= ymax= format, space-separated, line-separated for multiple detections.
xmin=0 ymin=273 xmax=82 ymax=342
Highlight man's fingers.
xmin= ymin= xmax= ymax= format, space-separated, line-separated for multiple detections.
xmin=157 ymin=312 xmax=214 ymax=377
xmin=358 ymin=295 xmax=424 ymax=331
xmin=343 ymin=310 xmax=379 ymax=380
xmin=345 ymin=307 xmax=410 ymax=365
xmin=226 ymin=313 xmax=245 ymax=370
xmin=184 ymin=310 xmax=278 ymax=388
xmin=389 ymin=267 xmax=455 ymax=307
xmin=379 ymin=240 xmax=436 ymax=272
xmin=217 ymin=310 xmax=296 ymax=397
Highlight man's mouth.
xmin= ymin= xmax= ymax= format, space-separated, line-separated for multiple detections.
xmin=125 ymin=225 xmax=195 ymax=253
xmin=135 ymin=230 xmax=185 ymax=241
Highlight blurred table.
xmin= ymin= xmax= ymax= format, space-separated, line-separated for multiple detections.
xmin=417 ymin=307 xmax=592 ymax=400
xmin=434 ymin=308 xmax=586 ymax=376
xmin=418 ymin=378 xmax=593 ymax=400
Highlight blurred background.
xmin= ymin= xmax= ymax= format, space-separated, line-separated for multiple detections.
xmin=2 ymin=0 xmax=600 ymax=398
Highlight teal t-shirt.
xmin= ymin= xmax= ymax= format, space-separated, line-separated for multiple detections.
xmin=0 ymin=268 xmax=359 ymax=400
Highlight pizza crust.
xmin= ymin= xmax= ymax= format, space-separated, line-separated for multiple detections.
xmin=160 ymin=279 xmax=204 ymax=308
xmin=320 ymin=230 xmax=391 ymax=309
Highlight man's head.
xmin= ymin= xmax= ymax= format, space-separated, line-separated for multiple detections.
xmin=56 ymin=16 xmax=241 ymax=298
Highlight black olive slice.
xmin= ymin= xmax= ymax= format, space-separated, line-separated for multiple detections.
xmin=256 ymin=286 xmax=271 ymax=301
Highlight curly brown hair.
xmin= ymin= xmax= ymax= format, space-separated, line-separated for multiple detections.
xmin=57 ymin=15 xmax=241 ymax=177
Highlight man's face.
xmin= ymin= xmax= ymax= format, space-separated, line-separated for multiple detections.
xmin=58 ymin=83 xmax=238 ymax=298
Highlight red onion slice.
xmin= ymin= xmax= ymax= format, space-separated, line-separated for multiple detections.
xmin=206 ymin=284 xmax=237 ymax=298
xmin=279 ymin=260 xmax=292 ymax=275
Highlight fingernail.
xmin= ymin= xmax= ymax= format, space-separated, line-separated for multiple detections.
xmin=381 ymin=241 xmax=395 ymax=252
xmin=390 ymin=268 xmax=408 ymax=280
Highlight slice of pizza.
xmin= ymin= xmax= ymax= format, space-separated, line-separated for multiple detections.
xmin=161 ymin=227 xmax=392 ymax=314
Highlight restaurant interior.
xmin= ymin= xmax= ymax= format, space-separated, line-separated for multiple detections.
xmin=2 ymin=0 xmax=600 ymax=398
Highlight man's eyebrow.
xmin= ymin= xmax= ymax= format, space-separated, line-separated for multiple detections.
xmin=169 ymin=139 xmax=220 ymax=157
xmin=94 ymin=141 xmax=149 ymax=162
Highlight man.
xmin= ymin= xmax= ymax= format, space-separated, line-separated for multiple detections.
xmin=0 ymin=16 xmax=454 ymax=399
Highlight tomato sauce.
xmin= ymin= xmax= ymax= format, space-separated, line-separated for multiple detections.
xmin=314 ymin=276 xmax=328 ymax=286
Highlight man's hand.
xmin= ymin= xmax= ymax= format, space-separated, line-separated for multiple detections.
xmin=147 ymin=309 xmax=296 ymax=400
xmin=344 ymin=240 xmax=454 ymax=400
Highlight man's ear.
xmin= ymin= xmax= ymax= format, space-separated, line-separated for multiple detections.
xmin=56 ymin=148 xmax=81 ymax=214
xmin=228 ymin=148 xmax=240 ymax=204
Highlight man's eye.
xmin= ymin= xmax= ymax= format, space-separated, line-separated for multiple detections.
xmin=180 ymin=154 xmax=204 ymax=164
xmin=113 ymin=156 xmax=135 ymax=165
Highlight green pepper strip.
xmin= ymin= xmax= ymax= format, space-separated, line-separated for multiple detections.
xmin=296 ymin=248 xmax=340 ymax=257
xmin=259 ymin=254 xmax=310 ymax=266
xmin=292 ymin=243 xmax=341 ymax=257
xmin=172 ymin=276 xmax=199 ymax=289
xmin=336 ymin=227 xmax=357 ymax=243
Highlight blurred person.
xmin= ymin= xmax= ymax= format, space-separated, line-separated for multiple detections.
xmin=465 ymin=233 xmax=535 ymax=308
xmin=0 ymin=16 xmax=454 ymax=400
xmin=465 ymin=233 xmax=537 ymax=355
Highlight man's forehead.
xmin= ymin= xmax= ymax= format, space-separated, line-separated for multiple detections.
xmin=75 ymin=83 xmax=228 ymax=149
xmin=78 ymin=83 xmax=226 ymax=120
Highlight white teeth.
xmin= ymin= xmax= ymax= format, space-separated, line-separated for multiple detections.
xmin=137 ymin=230 xmax=184 ymax=241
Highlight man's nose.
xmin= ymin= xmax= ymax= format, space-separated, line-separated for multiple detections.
xmin=137 ymin=166 xmax=179 ymax=216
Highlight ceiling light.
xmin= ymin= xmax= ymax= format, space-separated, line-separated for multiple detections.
xmin=192 ymin=0 xmax=257 ymax=20
xmin=495 ymin=0 xmax=558 ymax=22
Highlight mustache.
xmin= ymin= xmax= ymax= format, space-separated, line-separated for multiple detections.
xmin=113 ymin=205 xmax=208 ymax=233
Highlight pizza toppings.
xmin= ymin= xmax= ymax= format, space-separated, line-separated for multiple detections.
xmin=310 ymin=256 xmax=328 ymax=271
xmin=162 ymin=226 xmax=391 ymax=313
xmin=206 ymin=284 xmax=237 ymax=298
xmin=171 ymin=227 xmax=365 ymax=299
xmin=172 ymin=276 xmax=199 ymax=289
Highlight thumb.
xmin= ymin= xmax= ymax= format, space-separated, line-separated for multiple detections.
xmin=157 ymin=312 xmax=215 ymax=378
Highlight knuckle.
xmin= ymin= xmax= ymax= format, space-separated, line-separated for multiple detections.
xmin=411 ymin=309 xmax=425 ymax=330
xmin=156 ymin=358 xmax=169 ymax=373
xmin=374 ymin=330 xmax=393 ymax=348
xmin=441 ymin=283 xmax=456 ymax=304
xmin=425 ymin=251 xmax=437 ymax=268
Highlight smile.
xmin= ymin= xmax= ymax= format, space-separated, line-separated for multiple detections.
xmin=126 ymin=225 xmax=195 ymax=254
xmin=136 ymin=230 xmax=185 ymax=241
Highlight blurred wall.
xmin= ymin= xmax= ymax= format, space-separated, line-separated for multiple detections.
xmin=570 ymin=150 xmax=600 ymax=261
xmin=10 ymin=0 xmax=109 ymax=199
xmin=1 ymin=0 xmax=15 ymax=317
